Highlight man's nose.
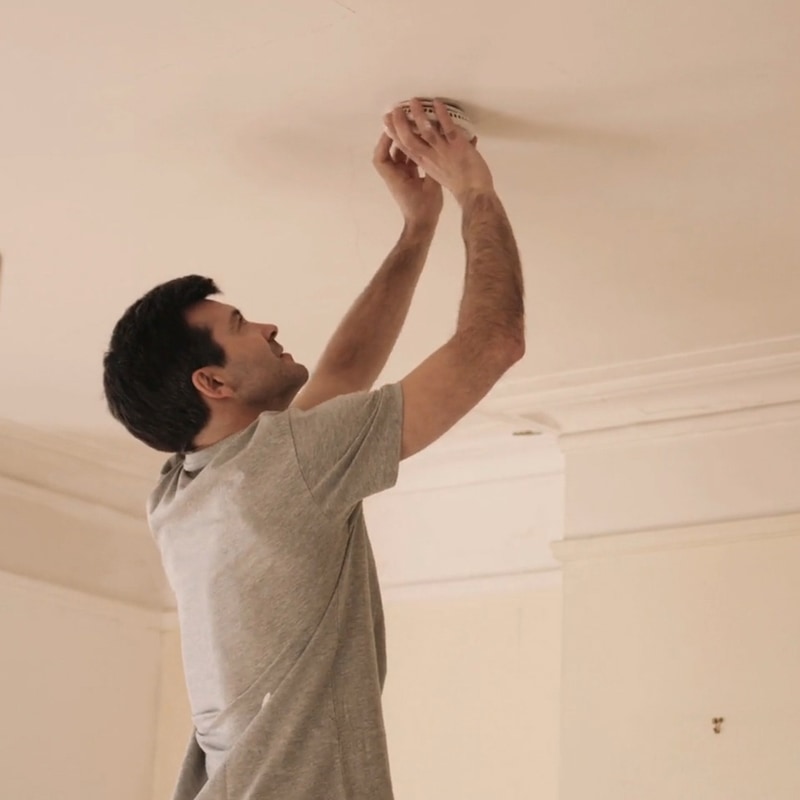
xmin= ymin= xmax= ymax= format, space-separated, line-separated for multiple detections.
xmin=260 ymin=324 xmax=278 ymax=340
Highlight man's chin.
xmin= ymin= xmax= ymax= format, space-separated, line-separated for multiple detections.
xmin=286 ymin=367 xmax=310 ymax=397
xmin=295 ymin=363 xmax=310 ymax=382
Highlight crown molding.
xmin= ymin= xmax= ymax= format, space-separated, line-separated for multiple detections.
xmin=0 ymin=418 xmax=159 ymax=520
xmin=0 ymin=567 xmax=166 ymax=630
xmin=552 ymin=512 xmax=800 ymax=563
xmin=394 ymin=430 xmax=563 ymax=494
xmin=2 ymin=337 xmax=798 ymax=614
xmin=382 ymin=568 xmax=562 ymax=602
xmin=2 ymin=336 xmax=798 ymax=506
xmin=0 ymin=472 xmax=146 ymax=538
xmin=0 ymin=472 xmax=174 ymax=612
xmin=475 ymin=335 xmax=800 ymax=443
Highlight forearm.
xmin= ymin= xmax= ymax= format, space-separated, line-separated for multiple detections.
xmin=315 ymin=221 xmax=436 ymax=386
xmin=456 ymin=189 xmax=525 ymax=348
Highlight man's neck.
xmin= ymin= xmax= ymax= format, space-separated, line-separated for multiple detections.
xmin=192 ymin=408 xmax=262 ymax=450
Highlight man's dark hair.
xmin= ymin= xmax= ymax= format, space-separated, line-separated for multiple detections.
xmin=103 ymin=275 xmax=226 ymax=453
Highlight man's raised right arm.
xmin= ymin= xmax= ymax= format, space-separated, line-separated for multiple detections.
xmin=383 ymin=98 xmax=525 ymax=460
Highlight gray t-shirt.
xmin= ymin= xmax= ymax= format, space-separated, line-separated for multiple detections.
xmin=148 ymin=382 xmax=404 ymax=800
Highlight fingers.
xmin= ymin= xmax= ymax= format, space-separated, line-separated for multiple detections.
xmin=373 ymin=132 xmax=393 ymax=164
xmin=432 ymin=99 xmax=459 ymax=141
xmin=384 ymin=107 xmax=429 ymax=163
xmin=375 ymin=138 xmax=417 ymax=181
xmin=408 ymin=98 xmax=441 ymax=145
xmin=383 ymin=97 xmax=467 ymax=168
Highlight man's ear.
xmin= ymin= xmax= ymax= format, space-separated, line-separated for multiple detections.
xmin=192 ymin=367 xmax=233 ymax=400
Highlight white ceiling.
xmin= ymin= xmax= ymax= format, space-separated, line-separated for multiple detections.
xmin=1 ymin=0 xmax=799 ymax=448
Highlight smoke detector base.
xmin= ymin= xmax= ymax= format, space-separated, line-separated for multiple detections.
xmin=392 ymin=99 xmax=476 ymax=140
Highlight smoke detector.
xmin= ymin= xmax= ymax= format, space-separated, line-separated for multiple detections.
xmin=390 ymin=98 xmax=476 ymax=141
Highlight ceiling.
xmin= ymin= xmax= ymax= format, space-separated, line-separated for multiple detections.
xmin=1 ymin=0 xmax=799 ymax=447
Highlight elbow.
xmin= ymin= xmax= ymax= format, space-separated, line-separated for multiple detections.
xmin=457 ymin=324 xmax=526 ymax=365
xmin=502 ymin=324 xmax=526 ymax=361
xmin=506 ymin=340 xmax=526 ymax=364
xmin=491 ymin=332 xmax=526 ymax=365
xmin=508 ymin=321 xmax=527 ymax=361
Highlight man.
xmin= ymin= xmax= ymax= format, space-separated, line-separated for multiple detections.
xmin=103 ymin=99 xmax=525 ymax=799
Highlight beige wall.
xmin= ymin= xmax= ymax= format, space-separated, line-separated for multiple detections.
xmin=382 ymin=587 xmax=562 ymax=800
xmin=11 ymin=511 xmax=797 ymax=800
xmin=11 ymin=410 xmax=797 ymax=800
xmin=152 ymin=627 xmax=191 ymax=800
xmin=558 ymin=522 xmax=800 ymax=800
xmin=151 ymin=585 xmax=563 ymax=800
xmin=0 ymin=571 xmax=162 ymax=800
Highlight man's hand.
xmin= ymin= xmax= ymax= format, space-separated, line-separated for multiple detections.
xmin=384 ymin=98 xmax=494 ymax=208
xmin=373 ymin=132 xmax=444 ymax=230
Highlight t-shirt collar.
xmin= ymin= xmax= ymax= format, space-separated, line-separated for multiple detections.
xmin=180 ymin=412 xmax=279 ymax=472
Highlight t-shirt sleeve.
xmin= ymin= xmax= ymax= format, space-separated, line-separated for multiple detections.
xmin=287 ymin=382 xmax=404 ymax=520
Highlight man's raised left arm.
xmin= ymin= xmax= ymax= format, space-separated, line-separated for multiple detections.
xmin=292 ymin=132 xmax=443 ymax=409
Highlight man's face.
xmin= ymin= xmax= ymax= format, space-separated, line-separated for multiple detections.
xmin=186 ymin=299 xmax=309 ymax=410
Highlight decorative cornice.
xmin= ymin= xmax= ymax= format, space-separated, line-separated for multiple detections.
xmin=3 ymin=336 xmax=798 ymax=505
xmin=2 ymin=337 xmax=797 ymax=612
xmin=552 ymin=512 xmax=800 ymax=562
xmin=382 ymin=568 xmax=562 ymax=601
xmin=0 ymin=419 xmax=159 ymax=520
xmin=474 ymin=335 xmax=800 ymax=443
xmin=0 ymin=567 xmax=167 ymax=630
